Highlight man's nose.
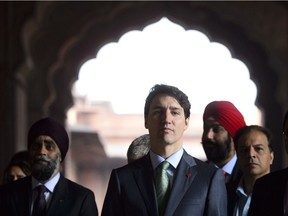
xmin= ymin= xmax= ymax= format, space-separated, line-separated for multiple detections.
xmin=248 ymin=147 xmax=256 ymax=158
xmin=162 ymin=111 xmax=173 ymax=123
xmin=206 ymin=128 xmax=215 ymax=140
xmin=38 ymin=143 xmax=47 ymax=155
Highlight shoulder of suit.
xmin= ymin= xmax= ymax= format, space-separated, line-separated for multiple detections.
xmin=182 ymin=152 xmax=217 ymax=172
xmin=256 ymin=167 xmax=288 ymax=184
xmin=0 ymin=175 xmax=31 ymax=193
xmin=60 ymin=177 xmax=94 ymax=194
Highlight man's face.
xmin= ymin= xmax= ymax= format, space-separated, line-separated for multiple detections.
xmin=145 ymin=94 xmax=189 ymax=151
xmin=29 ymin=135 xmax=62 ymax=182
xmin=201 ymin=119 xmax=232 ymax=165
xmin=237 ymin=130 xmax=273 ymax=179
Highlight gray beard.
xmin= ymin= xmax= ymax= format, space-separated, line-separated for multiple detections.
xmin=31 ymin=156 xmax=58 ymax=181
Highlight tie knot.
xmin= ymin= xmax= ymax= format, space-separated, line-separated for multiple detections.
xmin=158 ymin=161 xmax=170 ymax=170
xmin=36 ymin=185 xmax=48 ymax=194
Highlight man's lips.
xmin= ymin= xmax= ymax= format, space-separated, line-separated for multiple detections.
xmin=34 ymin=159 xmax=49 ymax=164
xmin=160 ymin=128 xmax=172 ymax=132
xmin=246 ymin=162 xmax=259 ymax=168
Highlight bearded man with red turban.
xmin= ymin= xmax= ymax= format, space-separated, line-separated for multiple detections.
xmin=202 ymin=101 xmax=246 ymax=184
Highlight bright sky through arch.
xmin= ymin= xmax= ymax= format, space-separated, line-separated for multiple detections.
xmin=74 ymin=17 xmax=259 ymax=124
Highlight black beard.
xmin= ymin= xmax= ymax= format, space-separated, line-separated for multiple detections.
xmin=31 ymin=155 xmax=58 ymax=182
xmin=202 ymin=135 xmax=232 ymax=165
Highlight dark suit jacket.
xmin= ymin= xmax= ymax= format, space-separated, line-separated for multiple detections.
xmin=207 ymin=159 xmax=242 ymax=185
xmin=229 ymin=160 xmax=242 ymax=184
xmin=0 ymin=174 xmax=98 ymax=216
xmin=101 ymin=150 xmax=227 ymax=216
xmin=248 ymin=168 xmax=288 ymax=216
xmin=226 ymin=179 xmax=240 ymax=216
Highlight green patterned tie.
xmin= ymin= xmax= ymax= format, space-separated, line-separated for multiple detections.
xmin=156 ymin=161 xmax=170 ymax=216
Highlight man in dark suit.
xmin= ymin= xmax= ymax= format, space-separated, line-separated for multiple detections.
xmin=0 ymin=117 xmax=98 ymax=216
xmin=201 ymin=101 xmax=247 ymax=184
xmin=248 ymin=111 xmax=288 ymax=216
xmin=227 ymin=125 xmax=274 ymax=216
xmin=101 ymin=84 xmax=227 ymax=216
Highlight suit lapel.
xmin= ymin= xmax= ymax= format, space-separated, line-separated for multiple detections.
xmin=133 ymin=154 xmax=158 ymax=216
xmin=165 ymin=151 xmax=197 ymax=216
xmin=47 ymin=175 xmax=67 ymax=216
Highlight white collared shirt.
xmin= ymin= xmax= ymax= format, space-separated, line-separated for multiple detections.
xmin=233 ymin=178 xmax=251 ymax=216
xmin=31 ymin=172 xmax=60 ymax=214
xmin=150 ymin=148 xmax=184 ymax=186
xmin=222 ymin=153 xmax=237 ymax=175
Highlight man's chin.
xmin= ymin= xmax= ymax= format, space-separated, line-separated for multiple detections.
xmin=32 ymin=170 xmax=53 ymax=181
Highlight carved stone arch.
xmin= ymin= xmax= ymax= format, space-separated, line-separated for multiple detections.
xmin=26 ymin=1 xmax=283 ymax=169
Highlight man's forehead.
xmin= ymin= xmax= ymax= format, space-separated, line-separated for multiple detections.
xmin=150 ymin=94 xmax=181 ymax=107
xmin=204 ymin=118 xmax=220 ymax=125
xmin=35 ymin=135 xmax=56 ymax=142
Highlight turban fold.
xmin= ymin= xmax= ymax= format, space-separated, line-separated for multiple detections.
xmin=28 ymin=117 xmax=69 ymax=160
xmin=203 ymin=101 xmax=246 ymax=138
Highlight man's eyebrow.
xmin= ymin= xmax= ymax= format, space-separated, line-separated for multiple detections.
xmin=169 ymin=107 xmax=182 ymax=110
xmin=239 ymin=143 xmax=264 ymax=148
xmin=151 ymin=105 xmax=182 ymax=110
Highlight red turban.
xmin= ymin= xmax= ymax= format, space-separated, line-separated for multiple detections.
xmin=28 ymin=117 xmax=69 ymax=160
xmin=203 ymin=101 xmax=246 ymax=138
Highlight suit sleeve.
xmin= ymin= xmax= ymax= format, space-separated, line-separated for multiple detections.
xmin=80 ymin=190 xmax=99 ymax=216
xmin=101 ymin=169 xmax=124 ymax=216
xmin=247 ymin=178 xmax=265 ymax=216
xmin=206 ymin=168 xmax=227 ymax=216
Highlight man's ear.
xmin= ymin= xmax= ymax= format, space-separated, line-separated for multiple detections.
xmin=59 ymin=154 xmax=63 ymax=163
xmin=184 ymin=117 xmax=189 ymax=130
xmin=144 ymin=119 xmax=148 ymax=129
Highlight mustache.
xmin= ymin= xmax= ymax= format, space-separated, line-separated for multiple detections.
xmin=32 ymin=155 xmax=58 ymax=167
xmin=201 ymin=140 xmax=216 ymax=146
xmin=33 ymin=155 xmax=50 ymax=163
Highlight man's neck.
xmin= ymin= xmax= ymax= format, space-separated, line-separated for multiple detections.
xmin=216 ymin=151 xmax=235 ymax=168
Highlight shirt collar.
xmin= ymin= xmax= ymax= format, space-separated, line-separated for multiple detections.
xmin=150 ymin=148 xmax=184 ymax=170
xmin=32 ymin=172 xmax=60 ymax=193
xmin=222 ymin=153 xmax=237 ymax=174
xmin=236 ymin=178 xmax=248 ymax=197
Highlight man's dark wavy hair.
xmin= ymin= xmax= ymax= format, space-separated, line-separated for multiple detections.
xmin=144 ymin=84 xmax=191 ymax=119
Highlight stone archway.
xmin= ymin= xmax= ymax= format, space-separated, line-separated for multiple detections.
xmin=30 ymin=2 xmax=281 ymax=168
xmin=14 ymin=1 xmax=286 ymax=212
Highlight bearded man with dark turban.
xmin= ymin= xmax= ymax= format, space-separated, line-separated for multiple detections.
xmin=0 ymin=117 xmax=98 ymax=216
xmin=202 ymin=101 xmax=246 ymax=184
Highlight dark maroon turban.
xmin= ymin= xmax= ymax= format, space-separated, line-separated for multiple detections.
xmin=28 ymin=117 xmax=69 ymax=160
xmin=203 ymin=101 xmax=246 ymax=138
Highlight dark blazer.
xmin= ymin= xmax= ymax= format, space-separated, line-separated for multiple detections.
xmin=101 ymin=150 xmax=227 ymax=216
xmin=226 ymin=180 xmax=240 ymax=216
xmin=229 ymin=160 xmax=242 ymax=184
xmin=207 ymin=158 xmax=242 ymax=185
xmin=248 ymin=168 xmax=288 ymax=216
xmin=0 ymin=174 xmax=98 ymax=216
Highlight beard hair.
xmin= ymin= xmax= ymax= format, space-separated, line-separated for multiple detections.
xmin=202 ymin=134 xmax=232 ymax=164
xmin=31 ymin=155 xmax=59 ymax=181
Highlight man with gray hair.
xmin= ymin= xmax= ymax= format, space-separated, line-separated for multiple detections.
xmin=127 ymin=134 xmax=150 ymax=163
